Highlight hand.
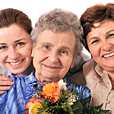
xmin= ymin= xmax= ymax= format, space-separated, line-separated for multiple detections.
xmin=0 ymin=74 xmax=14 ymax=94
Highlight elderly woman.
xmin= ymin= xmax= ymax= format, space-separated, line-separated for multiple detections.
xmin=0 ymin=8 xmax=90 ymax=114
xmin=69 ymin=3 xmax=114 ymax=114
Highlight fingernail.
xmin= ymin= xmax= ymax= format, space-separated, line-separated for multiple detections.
xmin=10 ymin=79 xmax=13 ymax=81
xmin=11 ymin=82 xmax=14 ymax=85
xmin=7 ymin=87 xmax=11 ymax=89
xmin=0 ymin=91 xmax=4 ymax=94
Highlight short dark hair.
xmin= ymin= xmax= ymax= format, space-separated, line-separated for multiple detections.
xmin=80 ymin=3 xmax=114 ymax=51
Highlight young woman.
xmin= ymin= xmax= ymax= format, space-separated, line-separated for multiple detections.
xmin=0 ymin=8 xmax=34 ymax=94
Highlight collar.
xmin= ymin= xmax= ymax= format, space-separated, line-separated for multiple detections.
xmin=95 ymin=63 xmax=108 ymax=78
xmin=94 ymin=60 xmax=112 ymax=89
xmin=24 ymin=71 xmax=44 ymax=87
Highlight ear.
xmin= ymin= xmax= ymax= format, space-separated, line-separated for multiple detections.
xmin=70 ymin=60 xmax=74 ymax=68
xmin=31 ymin=47 xmax=35 ymax=57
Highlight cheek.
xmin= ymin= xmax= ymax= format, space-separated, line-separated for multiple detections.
xmin=24 ymin=50 xmax=32 ymax=57
xmin=33 ymin=51 xmax=44 ymax=65
xmin=0 ymin=53 xmax=7 ymax=61
xmin=89 ymin=45 xmax=100 ymax=58
xmin=61 ymin=57 xmax=73 ymax=69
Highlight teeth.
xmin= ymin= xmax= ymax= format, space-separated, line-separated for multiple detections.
xmin=103 ymin=52 xmax=114 ymax=58
xmin=10 ymin=60 xmax=22 ymax=65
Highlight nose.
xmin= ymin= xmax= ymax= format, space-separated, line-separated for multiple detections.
xmin=48 ymin=51 xmax=59 ymax=63
xmin=102 ymin=41 xmax=113 ymax=51
xmin=8 ymin=47 xmax=19 ymax=60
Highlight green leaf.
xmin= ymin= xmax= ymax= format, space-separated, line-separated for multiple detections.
xmin=72 ymin=101 xmax=83 ymax=114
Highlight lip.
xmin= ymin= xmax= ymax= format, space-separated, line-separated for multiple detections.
xmin=42 ymin=64 xmax=61 ymax=69
xmin=8 ymin=59 xmax=24 ymax=68
xmin=102 ymin=51 xmax=114 ymax=58
xmin=10 ymin=59 xmax=24 ymax=65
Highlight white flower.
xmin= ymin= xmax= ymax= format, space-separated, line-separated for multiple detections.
xmin=58 ymin=79 xmax=67 ymax=91
xmin=67 ymin=94 xmax=77 ymax=106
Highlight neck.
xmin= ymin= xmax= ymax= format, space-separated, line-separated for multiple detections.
xmin=34 ymin=72 xmax=60 ymax=85
xmin=17 ymin=62 xmax=34 ymax=77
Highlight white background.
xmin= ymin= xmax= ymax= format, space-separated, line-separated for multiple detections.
xmin=0 ymin=0 xmax=113 ymax=56
xmin=0 ymin=0 xmax=113 ymax=27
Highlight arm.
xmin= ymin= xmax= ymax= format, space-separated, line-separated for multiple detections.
xmin=0 ymin=74 xmax=14 ymax=94
xmin=66 ymin=48 xmax=91 ymax=85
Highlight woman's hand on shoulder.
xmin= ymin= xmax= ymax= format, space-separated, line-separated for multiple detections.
xmin=0 ymin=74 xmax=14 ymax=94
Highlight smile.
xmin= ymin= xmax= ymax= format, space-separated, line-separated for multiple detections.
xmin=103 ymin=52 xmax=114 ymax=58
xmin=43 ymin=64 xmax=60 ymax=69
xmin=10 ymin=59 xmax=23 ymax=65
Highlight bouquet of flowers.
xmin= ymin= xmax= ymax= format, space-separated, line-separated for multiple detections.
xmin=25 ymin=79 xmax=109 ymax=114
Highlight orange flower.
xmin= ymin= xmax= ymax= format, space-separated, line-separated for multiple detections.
xmin=25 ymin=96 xmax=36 ymax=109
xmin=41 ymin=82 xmax=61 ymax=103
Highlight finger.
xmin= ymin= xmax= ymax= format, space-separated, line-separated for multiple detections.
xmin=0 ymin=91 xmax=5 ymax=94
xmin=0 ymin=86 xmax=11 ymax=91
xmin=0 ymin=76 xmax=13 ymax=81
xmin=0 ymin=81 xmax=14 ymax=86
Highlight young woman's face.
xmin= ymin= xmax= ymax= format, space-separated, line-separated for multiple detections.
xmin=0 ymin=24 xmax=32 ymax=75
xmin=87 ymin=20 xmax=114 ymax=73
xmin=31 ymin=29 xmax=76 ymax=83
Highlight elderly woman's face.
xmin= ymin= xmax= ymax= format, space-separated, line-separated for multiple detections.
xmin=32 ymin=29 xmax=76 ymax=83
xmin=87 ymin=20 xmax=114 ymax=72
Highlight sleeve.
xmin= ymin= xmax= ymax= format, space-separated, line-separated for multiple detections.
xmin=66 ymin=82 xmax=91 ymax=108
xmin=0 ymin=75 xmax=13 ymax=113
xmin=0 ymin=91 xmax=8 ymax=112
xmin=77 ymin=85 xmax=91 ymax=108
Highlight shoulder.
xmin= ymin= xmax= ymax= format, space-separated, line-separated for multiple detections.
xmin=83 ymin=59 xmax=97 ymax=77
xmin=66 ymin=70 xmax=86 ymax=85
xmin=66 ymin=78 xmax=90 ymax=94
xmin=83 ymin=59 xmax=96 ymax=70
xmin=83 ymin=59 xmax=102 ymax=89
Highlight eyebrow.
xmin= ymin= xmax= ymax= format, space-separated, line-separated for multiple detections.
xmin=89 ymin=30 xmax=114 ymax=41
xmin=14 ymin=38 xmax=27 ymax=43
xmin=106 ymin=29 xmax=114 ymax=35
xmin=41 ymin=42 xmax=53 ymax=46
xmin=0 ymin=38 xmax=27 ymax=45
xmin=0 ymin=43 xmax=6 ymax=45
xmin=59 ymin=46 xmax=72 ymax=52
xmin=89 ymin=37 xmax=98 ymax=42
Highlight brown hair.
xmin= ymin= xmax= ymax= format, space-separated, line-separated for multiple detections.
xmin=80 ymin=3 xmax=114 ymax=51
xmin=0 ymin=8 xmax=32 ymax=34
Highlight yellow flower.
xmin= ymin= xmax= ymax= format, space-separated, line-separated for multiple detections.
xmin=30 ymin=102 xmax=41 ymax=114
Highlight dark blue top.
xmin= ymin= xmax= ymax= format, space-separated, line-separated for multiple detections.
xmin=0 ymin=71 xmax=90 ymax=114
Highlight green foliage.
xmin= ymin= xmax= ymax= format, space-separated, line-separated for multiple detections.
xmin=36 ymin=88 xmax=110 ymax=114
xmin=83 ymin=104 xmax=110 ymax=114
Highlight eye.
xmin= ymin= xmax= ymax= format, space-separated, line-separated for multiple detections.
xmin=44 ymin=45 xmax=49 ymax=49
xmin=61 ymin=50 xmax=66 ymax=53
xmin=17 ymin=42 xmax=25 ymax=46
xmin=61 ymin=50 xmax=68 ymax=55
xmin=108 ymin=33 xmax=114 ymax=38
xmin=91 ymin=40 xmax=99 ymax=44
xmin=0 ymin=46 xmax=7 ymax=50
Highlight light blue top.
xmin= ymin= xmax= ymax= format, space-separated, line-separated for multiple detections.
xmin=0 ymin=71 xmax=90 ymax=114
